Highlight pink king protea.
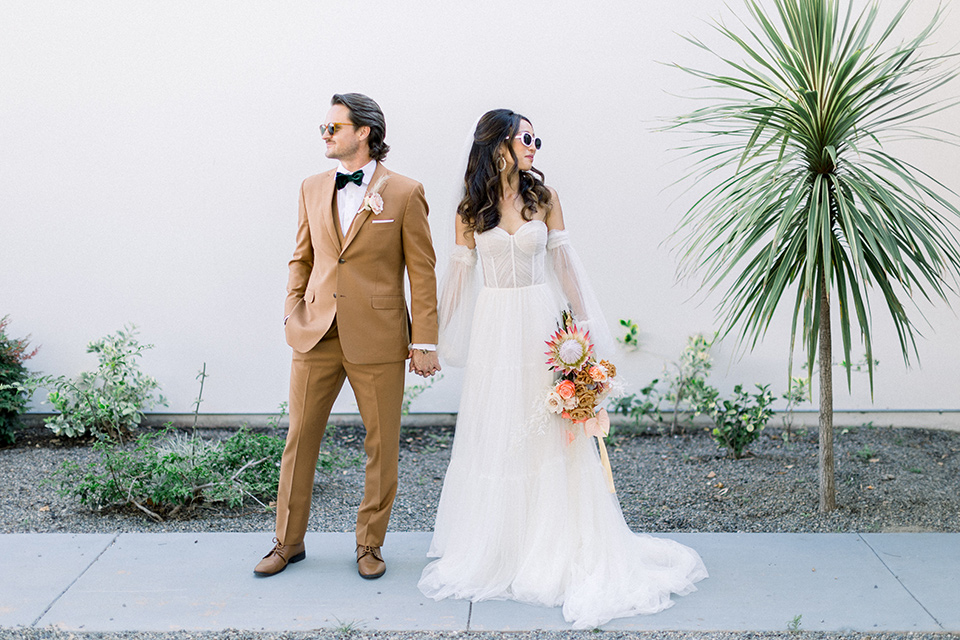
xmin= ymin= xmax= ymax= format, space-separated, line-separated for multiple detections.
xmin=545 ymin=324 xmax=594 ymax=375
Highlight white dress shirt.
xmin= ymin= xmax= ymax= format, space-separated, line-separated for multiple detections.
xmin=336 ymin=159 xmax=378 ymax=236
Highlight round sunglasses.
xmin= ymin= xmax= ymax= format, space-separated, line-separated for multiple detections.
xmin=513 ymin=132 xmax=542 ymax=150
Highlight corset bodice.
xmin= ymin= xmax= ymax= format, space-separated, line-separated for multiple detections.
xmin=475 ymin=220 xmax=548 ymax=289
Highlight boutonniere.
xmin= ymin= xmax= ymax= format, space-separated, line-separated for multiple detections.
xmin=360 ymin=174 xmax=389 ymax=215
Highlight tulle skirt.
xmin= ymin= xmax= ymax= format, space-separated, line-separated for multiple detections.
xmin=418 ymin=284 xmax=708 ymax=629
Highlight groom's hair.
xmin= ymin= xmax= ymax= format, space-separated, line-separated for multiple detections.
xmin=331 ymin=93 xmax=390 ymax=162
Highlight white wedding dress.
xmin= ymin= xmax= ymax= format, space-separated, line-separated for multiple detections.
xmin=418 ymin=220 xmax=708 ymax=629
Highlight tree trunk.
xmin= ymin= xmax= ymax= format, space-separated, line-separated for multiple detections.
xmin=818 ymin=277 xmax=836 ymax=512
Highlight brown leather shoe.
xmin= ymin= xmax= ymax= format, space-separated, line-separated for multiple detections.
xmin=356 ymin=544 xmax=385 ymax=579
xmin=253 ymin=538 xmax=305 ymax=577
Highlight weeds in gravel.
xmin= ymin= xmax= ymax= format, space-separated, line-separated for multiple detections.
xmin=788 ymin=613 xmax=803 ymax=633
xmin=856 ymin=446 xmax=878 ymax=461
xmin=318 ymin=425 xmax=363 ymax=471
xmin=332 ymin=616 xmax=365 ymax=635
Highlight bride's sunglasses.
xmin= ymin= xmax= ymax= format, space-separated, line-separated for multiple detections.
xmin=513 ymin=132 xmax=542 ymax=150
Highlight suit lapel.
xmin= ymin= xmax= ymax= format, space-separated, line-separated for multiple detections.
xmin=319 ymin=170 xmax=341 ymax=251
xmin=341 ymin=162 xmax=386 ymax=253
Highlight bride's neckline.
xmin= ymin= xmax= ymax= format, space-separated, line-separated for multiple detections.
xmin=491 ymin=219 xmax=547 ymax=237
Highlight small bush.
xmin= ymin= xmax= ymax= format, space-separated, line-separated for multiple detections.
xmin=54 ymin=426 xmax=283 ymax=520
xmin=54 ymin=425 xmax=362 ymax=521
xmin=610 ymin=378 xmax=666 ymax=434
xmin=0 ymin=316 xmax=38 ymax=445
xmin=703 ymin=384 xmax=775 ymax=459
xmin=612 ymin=333 xmax=717 ymax=434
xmin=34 ymin=326 xmax=165 ymax=441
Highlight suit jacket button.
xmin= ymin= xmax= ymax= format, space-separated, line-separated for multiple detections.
xmin=338 ymin=258 xmax=345 ymax=264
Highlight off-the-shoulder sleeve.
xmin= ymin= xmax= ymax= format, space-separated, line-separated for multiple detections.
xmin=546 ymin=229 xmax=615 ymax=359
xmin=437 ymin=245 xmax=480 ymax=367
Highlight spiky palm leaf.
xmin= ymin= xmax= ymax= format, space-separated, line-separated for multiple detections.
xmin=671 ymin=0 xmax=960 ymax=510
xmin=674 ymin=0 xmax=960 ymax=387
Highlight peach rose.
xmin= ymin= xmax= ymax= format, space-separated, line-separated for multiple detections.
xmin=576 ymin=368 xmax=594 ymax=385
xmin=589 ymin=364 xmax=608 ymax=382
xmin=556 ymin=379 xmax=576 ymax=399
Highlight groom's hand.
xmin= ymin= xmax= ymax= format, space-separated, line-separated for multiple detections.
xmin=409 ymin=350 xmax=441 ymax=378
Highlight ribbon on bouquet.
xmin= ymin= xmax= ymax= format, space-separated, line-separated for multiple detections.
xmin=583 ymin=408 xmax=616 ymax=494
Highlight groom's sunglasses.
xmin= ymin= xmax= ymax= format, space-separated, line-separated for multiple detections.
xmin=319 ymin=122 xmax=355 ymax=136
xmin=514 ymin=132 xmax=542 ymax=150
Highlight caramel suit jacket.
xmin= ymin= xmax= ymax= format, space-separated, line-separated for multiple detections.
xmin=284 ymin=162 xmax=439 ymax=362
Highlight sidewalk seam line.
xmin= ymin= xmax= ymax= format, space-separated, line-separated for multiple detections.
xmin=858 ymin=533 xmax=943 ymax=630
xmin=31 ymin=532 xmax=120 ymax=628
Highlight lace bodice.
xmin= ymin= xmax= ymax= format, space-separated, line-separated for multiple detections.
xmin=475 ymin=220 xmax=548 ymax=289
xmin=438 ymin=218 xmax=614 ymax=365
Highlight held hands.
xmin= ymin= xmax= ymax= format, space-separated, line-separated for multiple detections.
xmin=409 ymin=349 xmax=441 ymax=378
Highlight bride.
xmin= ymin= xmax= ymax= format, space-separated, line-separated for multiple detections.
xmin=418 ymin=109 xmax=708 ymax=629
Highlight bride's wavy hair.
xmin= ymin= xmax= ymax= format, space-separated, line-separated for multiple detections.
xmin=457 ymin=109 xmax=552 ymax=233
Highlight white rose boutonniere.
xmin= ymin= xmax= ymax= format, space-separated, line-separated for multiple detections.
xmin=360 ymin=174 xmax=389 ymax=215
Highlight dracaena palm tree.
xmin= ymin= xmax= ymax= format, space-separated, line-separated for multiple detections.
xmin=671 ymin=0 xmax=960 ymax=511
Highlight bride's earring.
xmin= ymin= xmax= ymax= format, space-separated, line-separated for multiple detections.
xmin=497 ymin=154 xmax=507 ymax=172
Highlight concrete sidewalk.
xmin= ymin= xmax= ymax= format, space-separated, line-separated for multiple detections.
xmin=1 ymin=532 xmax=956 ymax=633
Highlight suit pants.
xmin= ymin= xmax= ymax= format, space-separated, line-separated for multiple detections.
xmin=274 ymin=318 xmax=405 ymax=548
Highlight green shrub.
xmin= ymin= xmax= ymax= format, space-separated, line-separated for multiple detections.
xmin=702 ymin=384 xmax=775 ymax=459
xmin=610 ymin=378 xmax=666 ymax=434
xmin=54 ymin=424 xmax=362 ymax=521
xmin=612 ymin=333 xmax=717 ymax=433
xmin=33 ymin=326 xmax=165 ymax=441
xmin=54 ymin=426 xmax=284 ymax=520
xmin=0 ymin=316 xmax=38 ymax=445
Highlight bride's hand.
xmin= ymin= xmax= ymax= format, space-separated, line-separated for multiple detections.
xmin=409 ymin=350 xmax=442 ymax=378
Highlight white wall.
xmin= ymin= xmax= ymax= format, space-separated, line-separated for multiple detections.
xmin=2 ymin=0 xmax=959 ymax=415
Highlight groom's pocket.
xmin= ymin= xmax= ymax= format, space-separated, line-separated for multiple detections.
xmin=370 ymin=296 xmax=405 ymax=309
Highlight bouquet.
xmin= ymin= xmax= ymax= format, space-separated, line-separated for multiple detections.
xmin=543 ymin=310 xmax=620 ymax=492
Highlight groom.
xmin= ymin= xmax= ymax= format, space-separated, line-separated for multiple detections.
xmin=255 ymin=93 xmax=440 ymax=580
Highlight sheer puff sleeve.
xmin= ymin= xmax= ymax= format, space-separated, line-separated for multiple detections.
xmin=437 ymin=245 xmax=480 ymax=367
xmin=546 ymin=229 xmax=615 ymax=359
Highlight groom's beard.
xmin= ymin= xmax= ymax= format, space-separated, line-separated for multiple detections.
xmin=325 ymin=136 xmax=362 ymax=162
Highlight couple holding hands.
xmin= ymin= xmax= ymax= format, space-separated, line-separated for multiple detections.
xmin=254 ymin=92 xmax=707 ymax=629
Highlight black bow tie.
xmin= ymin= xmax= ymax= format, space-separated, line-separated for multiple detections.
xmin=335 ymin=170 xmax=364 ymax=190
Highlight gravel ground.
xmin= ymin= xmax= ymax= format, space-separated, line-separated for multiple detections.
xmin=2 ymin=422 xmax=958 ymax=640
xmin=2 ymin=422 xmax=958 ymax=535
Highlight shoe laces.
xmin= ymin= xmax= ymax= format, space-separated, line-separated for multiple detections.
xmin=357 ymin=545 xmax=382 ymax=561
xmin=267 ymin=537 xmax=291 ymax=560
